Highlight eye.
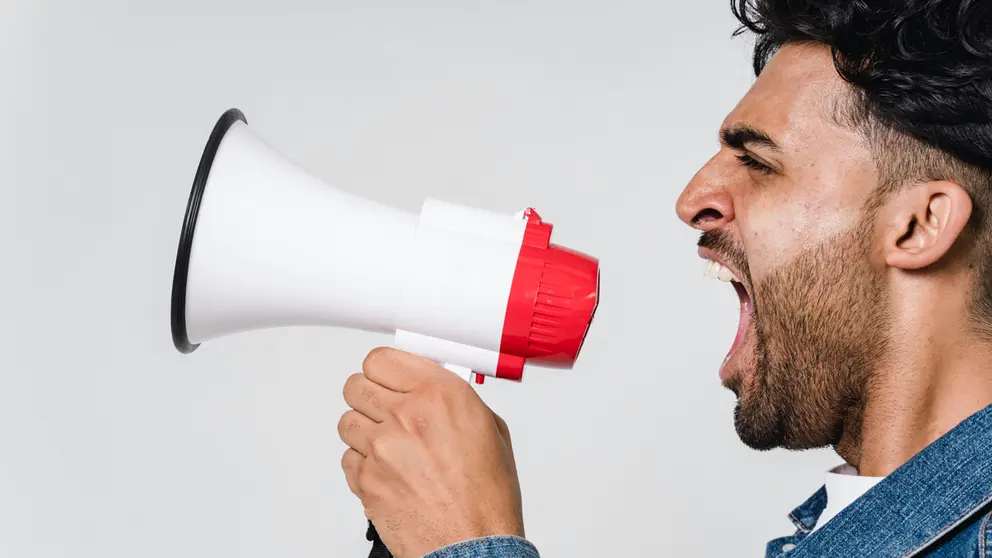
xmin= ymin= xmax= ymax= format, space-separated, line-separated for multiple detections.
xmin=736 ymin=153 xmax=774 ymax=175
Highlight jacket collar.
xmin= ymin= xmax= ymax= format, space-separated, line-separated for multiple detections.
xmin=785 ymin=403 xmax=992 ymax=558
xmin=788 ymin=486 xmax=826 ymax=535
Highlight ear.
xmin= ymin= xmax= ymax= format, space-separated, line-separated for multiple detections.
xmin=883 ymin=181 xmax=973 ymax=270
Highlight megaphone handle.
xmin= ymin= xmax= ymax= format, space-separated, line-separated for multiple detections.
xmin=442 ymin=362 xmax=476 ymax=383
xmin=366 ymin=520 xmax=393 ymax=558
xmin=392 ymin=330 xmax=489 ymax=385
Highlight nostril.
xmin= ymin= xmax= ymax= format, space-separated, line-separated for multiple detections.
xmin=693 ymin=208 xmax=724 ymax=226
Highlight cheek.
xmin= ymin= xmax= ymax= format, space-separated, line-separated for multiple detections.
xmin=738 ymin=190 xmax=861 ymax=279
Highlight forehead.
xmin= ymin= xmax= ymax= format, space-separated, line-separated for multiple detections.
xmin=724 ymin=43 xmax=856 ymax=145
xmin=721 ymin=43 xmax=881 ymax=251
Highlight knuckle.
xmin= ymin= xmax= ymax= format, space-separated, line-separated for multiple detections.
xmin=388 ymin=397 xmax=415 ymax=419
xmin=387 ymin=399 xmax=409 ymax=419
xmin=362 ymin=386 xmax=382 ymax=410
xmin=368 ymin=431 xmax=405 ymax=462
xmin=367 ymin=435 xmax=388 ymax=459
xmin=391 ymin=400 xmax=430 ymax=435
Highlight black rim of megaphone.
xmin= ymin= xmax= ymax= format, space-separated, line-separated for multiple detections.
xmin=170 ymin=108 xmax=248 ymax=354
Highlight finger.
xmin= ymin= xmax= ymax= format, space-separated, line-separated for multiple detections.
xmin=362 ymin=347 xmax=446 ymax=393
xmin=341 ymin=448 xmax=364 ymax=497
xmin=343 ymin=372 xmax=403 ymax=423
xmin=338 ymin=409 xmax=378 ymax=457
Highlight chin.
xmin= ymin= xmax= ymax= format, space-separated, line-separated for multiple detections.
xmin=725 ymin=361 xmax=791 ymax=451
xmin=733 ymin=397 xmax=787 ymax=451
xmin=731 ymin=376 xmax=846 ymax=452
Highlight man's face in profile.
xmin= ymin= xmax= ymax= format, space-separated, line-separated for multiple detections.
xmin=677 ymin=44 xmax=890 ymax=451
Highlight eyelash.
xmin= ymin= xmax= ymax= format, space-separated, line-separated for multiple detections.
xmin=736 ymin=153 xmax=774 ymax=175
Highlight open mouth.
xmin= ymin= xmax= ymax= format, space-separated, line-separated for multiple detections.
xmin=698 ymin=249 xmax=753 ymax=371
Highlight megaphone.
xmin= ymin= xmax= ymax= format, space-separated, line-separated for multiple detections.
xmin=170 ymin=109 xmax=599 ymax=383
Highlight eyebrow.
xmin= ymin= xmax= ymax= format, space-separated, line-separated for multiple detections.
xmin=720 ymin=125 xmax=781 ymax=152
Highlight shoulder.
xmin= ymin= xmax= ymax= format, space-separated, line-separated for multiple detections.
xmin=919 ymin=506 xmax=992 ymax=558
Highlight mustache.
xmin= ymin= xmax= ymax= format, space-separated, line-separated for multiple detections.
xmin=698 ymin=229 xmax=751 ymax=282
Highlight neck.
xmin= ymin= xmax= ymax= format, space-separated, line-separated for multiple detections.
xmin=836 ymin=288 xmax=992 ymax=477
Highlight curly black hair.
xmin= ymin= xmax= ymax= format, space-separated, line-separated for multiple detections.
xmin=731 ymin=0 xmax=992 ymax=333
xmin=732 ymin=0 xmax=992 ymax=169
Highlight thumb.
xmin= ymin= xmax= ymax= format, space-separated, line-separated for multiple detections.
xmin=491 ymin=410 xmax=513 ymax=449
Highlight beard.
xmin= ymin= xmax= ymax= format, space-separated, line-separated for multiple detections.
xmin=700 ymin=217 xmax=890 ymax=451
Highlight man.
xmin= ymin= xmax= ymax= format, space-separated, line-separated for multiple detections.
xmin=337 ymin=0 xmax=992 ymax=556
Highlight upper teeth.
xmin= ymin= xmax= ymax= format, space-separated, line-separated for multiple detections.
xmin=703 ymin=259 xmax=740 ymax=283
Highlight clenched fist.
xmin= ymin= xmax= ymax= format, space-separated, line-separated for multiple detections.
xmin=338 ymin=347 xmax=525 ymax=558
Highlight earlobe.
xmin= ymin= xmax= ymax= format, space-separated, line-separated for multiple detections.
xmin=884 ymin=181 xmax=972 ymax=270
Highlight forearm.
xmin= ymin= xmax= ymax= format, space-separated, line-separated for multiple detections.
xmin=423 ymin=536 xmax=540 ymax=558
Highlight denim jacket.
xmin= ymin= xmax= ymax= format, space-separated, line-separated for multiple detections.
xmin=425 ymin=404 xmax=992 ymax=557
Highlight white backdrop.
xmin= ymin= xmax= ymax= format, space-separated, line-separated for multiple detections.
xmin=0 ymin=1 xmax=841 ymax=556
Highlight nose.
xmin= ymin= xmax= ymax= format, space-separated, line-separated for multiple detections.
xmin=676 ymin=155 xmax=736 ymax=232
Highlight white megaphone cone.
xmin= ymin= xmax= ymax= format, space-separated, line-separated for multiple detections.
xmin=171 ymin=109 xmax=599 ymax=384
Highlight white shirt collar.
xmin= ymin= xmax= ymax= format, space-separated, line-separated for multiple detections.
xmin=810 ymin=464 xmax=885 ymax=532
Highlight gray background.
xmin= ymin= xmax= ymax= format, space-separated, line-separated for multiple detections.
xmin=1 ymin=1 xmax=840 ymax=556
